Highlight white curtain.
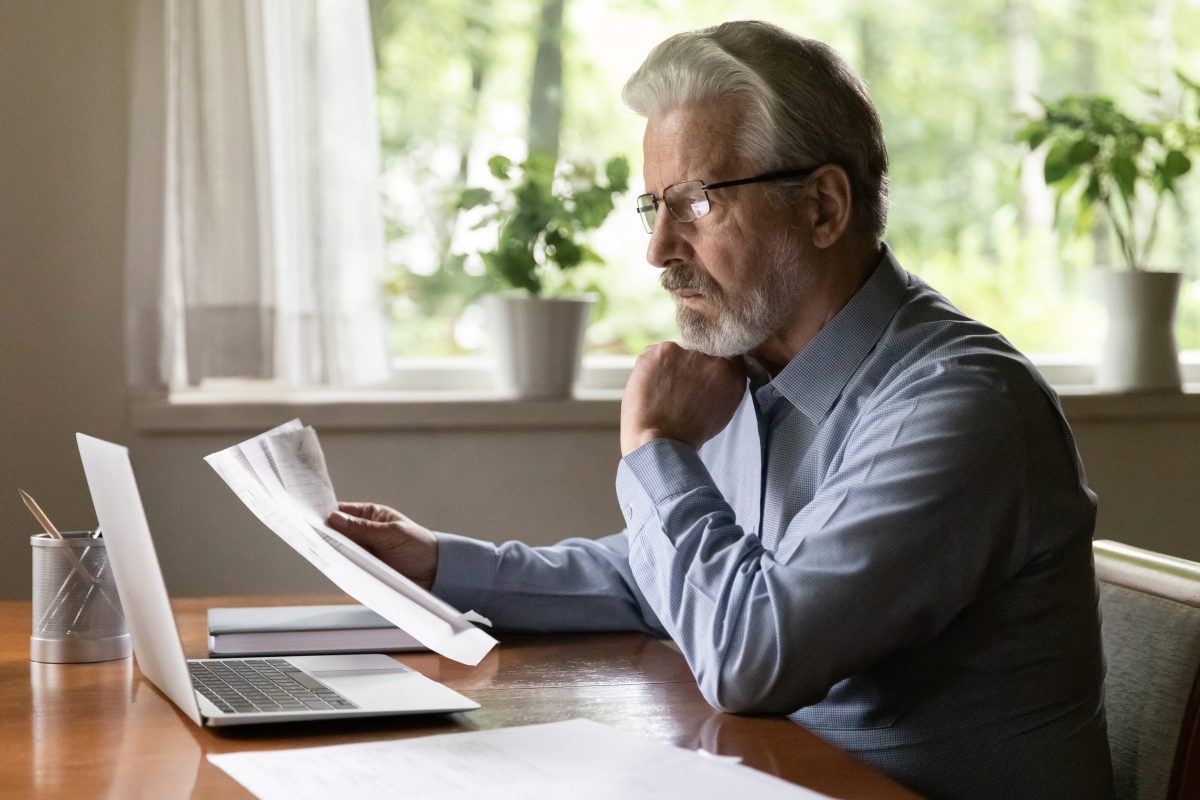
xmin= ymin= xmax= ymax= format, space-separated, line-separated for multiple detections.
xmin=125 ymin=0 xmax=390 ymax=388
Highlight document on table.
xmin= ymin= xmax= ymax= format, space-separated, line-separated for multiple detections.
xmin=205 ymin=420 xmax=496 ymax=666
xmin=207 ymin=718 xmax=834 ymax=800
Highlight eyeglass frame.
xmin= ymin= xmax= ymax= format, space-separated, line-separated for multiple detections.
xmin=635 ymin=166 xmax=821 ymax=234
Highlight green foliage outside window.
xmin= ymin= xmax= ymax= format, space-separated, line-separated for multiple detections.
xmin=371 ymin=0 xmax=1200 ymax=359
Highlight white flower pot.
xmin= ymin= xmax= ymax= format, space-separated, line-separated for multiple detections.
xmin=1096 ymin=270 xmax=1182 ymax=393
xmin=486 ymin=294 xmax=594 ymax=399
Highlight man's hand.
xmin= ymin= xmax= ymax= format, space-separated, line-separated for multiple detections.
xmin=621 ymin=342 xmax=746 ymax=456
xmin=326 ymin=502 xmax=438 ymax=591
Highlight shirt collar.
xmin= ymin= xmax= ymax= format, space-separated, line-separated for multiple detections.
xmin=767 ymin=246 xmax=910 ymax=423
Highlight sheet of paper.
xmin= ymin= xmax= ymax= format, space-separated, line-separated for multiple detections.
xmin=208 ymin=718 xmax=832 ymax=800
xmin=263 ymin=426 xmax=339 ymax=525
xmin=205 ymin=420 xmax=496 ymax=665
xmin=204 ymin=420 xmax=330 ymax=558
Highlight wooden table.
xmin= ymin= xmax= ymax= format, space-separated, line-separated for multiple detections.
xmin=0 ymin=595 xmax=919 ymax=798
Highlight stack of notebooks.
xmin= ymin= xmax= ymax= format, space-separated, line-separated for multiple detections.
xmin=207 ymin=604 xmax=426 ymax=657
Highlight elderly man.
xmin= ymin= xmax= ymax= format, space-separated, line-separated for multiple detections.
xmin=328 ymin=20 xmax=1113 ymax=800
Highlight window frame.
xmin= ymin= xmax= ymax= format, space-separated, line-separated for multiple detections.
xmin=129 ymin=352 xmax=1200 ymax=436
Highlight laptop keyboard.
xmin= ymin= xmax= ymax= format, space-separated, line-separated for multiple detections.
xmin=188 ymin=658 xmax=359 ymax=714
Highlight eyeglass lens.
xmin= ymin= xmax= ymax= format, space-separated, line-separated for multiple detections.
xmin=670 ymin=182 xmax=710 ymax=223
xmin=637 ymin=181 xmax=712 ymax=233
xmin=636 ymin=195 xmax=657 ymax=234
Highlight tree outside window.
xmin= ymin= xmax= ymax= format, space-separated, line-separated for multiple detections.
xmin=369 ymin=0 xmax=1200 ymax=361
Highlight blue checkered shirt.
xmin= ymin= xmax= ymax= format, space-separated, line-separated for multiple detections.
xmin=434 ymin=249 xmax=1113 ymax=800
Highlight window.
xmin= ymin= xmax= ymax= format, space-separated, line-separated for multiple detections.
xmin=370 ymin=0 xmax=1200 ymax=366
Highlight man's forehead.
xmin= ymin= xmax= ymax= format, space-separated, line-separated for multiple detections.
xmin=642 ymin=102 xmax=744 ymax=189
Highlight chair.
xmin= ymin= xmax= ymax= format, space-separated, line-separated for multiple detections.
xmin=1095 ymin=540 xmax=1200 ymax=800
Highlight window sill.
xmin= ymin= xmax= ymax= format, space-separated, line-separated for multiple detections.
xmin=128 ymin=389 xmax=624 ymax=433
xmin=128 ymin=385 xmax=1200 ymax=433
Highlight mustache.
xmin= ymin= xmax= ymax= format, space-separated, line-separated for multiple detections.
xmin=660 ymin=267 xmax=719 ymax=294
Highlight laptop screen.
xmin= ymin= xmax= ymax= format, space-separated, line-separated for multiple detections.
xmin=77 ymin=433 xmax=203 ymax=724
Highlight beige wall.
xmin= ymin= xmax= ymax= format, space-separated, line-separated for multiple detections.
xmin=2 ymin=1 xmax=134 ymax=596
xmin=1073 ymin=421 xmax=1199 ymax=560
xmin=1 ymin=1 xmax=1196 ymax=602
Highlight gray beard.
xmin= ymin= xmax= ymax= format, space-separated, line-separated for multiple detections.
xmin=676 ymin=290 xmax=774 ymax=357
xmin=666 ymin=239 xmax=808 ymax=358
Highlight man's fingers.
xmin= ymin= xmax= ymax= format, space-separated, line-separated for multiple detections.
xmin=336 ymin=500 xmax=403 ymax=524
xmin=327 ymin=510 xmax=391 ymax=540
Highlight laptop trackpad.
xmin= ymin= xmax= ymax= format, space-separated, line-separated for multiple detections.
xmin=292 ymin=654 xmax=415 ymax=700
xmin=312 ymin=667 xmax=427 ymax=701
xmin=287 ymin=654 xmax=469 ymax=710
xmin=312 ymin=665 xmax=463 ymax=710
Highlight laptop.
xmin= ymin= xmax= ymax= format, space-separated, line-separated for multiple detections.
xmin=76 ymin=433 xmax=480 ymax=727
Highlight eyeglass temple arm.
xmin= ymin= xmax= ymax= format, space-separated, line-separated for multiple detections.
xmin=704 ymin=167 xmax=818 ymax=191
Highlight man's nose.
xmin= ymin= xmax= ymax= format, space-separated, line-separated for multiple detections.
xmin=646 ymin=214 xmax=691 ymax=270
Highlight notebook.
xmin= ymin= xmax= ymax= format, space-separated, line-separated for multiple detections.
xmin=207 ymin=604 xmax=426 ymax=657
xmin=76 ymin=433 xmax=479 ymax=727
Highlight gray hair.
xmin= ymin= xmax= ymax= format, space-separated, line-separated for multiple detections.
xmin=622 ymin=20 xmax=889 ymax=243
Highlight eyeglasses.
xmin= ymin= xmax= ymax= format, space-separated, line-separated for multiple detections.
xmin=635 ymin=167 xmax=819 ymax=234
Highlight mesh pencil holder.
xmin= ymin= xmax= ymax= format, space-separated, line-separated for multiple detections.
xmin=30 ymin=532 xmax=131 ymax=663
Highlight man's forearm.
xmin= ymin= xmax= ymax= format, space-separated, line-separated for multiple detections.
xmin=431 ymin=531 xmax=667 ymax=636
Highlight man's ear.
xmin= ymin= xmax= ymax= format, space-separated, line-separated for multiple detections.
xmin=802 ymin=165 xmax=854 ymax=249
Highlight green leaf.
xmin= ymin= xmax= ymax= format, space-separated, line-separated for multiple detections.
xmin=1080 ymin=170 xmax=1102 ymax=208
xmin=1075 ymin=170 xmax=1101 ymax=235
xmin=488 ymin=155 xmax=513 ymax=181
xmin=1016 ymin=119 xmax=1049 ymax=150
xmin=545 ymin=228 xmax=583 ymax=269
xmin=1043 ymin=140 xmax=1076 ymax=184
xmin=1162 ymin=150 xmax=1192 ymax=182
xmin=1068 ymin=138 xmax=1100 ymax=165
xmin=1111 ymin=155 xmax=1138 ymax=200
xmin=604 ymin=156 xmax=631 ymax=192
xmin=459 ymin=187 xmax=493 ymax=210
xmin=572 ymin=187 xmax=615 ymax=229
xmin=487 ymin=240 xmax=540 ymax=294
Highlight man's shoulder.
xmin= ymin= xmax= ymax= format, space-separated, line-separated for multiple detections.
xmin=868 ymin=273 xmax=1047 ymax=404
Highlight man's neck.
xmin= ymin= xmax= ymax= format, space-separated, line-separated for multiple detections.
xmin=750 ymin=239 xmax=885 ymax=376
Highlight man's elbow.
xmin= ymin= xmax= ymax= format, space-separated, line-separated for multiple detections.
xmin=695 ymin=663 xmax=826 ymax=715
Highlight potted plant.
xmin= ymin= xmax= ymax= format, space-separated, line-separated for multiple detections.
xmin=458 ymin=152 xmax=630 ymax=398
xmin=1017 ymin=75 xmax=1200 ymax=392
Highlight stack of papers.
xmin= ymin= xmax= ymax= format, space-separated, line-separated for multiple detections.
xmin=205 ymin=420 xmax=497 ymax=665
xmin=209 ymin=718 xmax=833 ymax=800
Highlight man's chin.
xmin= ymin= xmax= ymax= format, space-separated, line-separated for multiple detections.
xmin=678 ymin=318 xmax=764 ymax=358
xmin=679 ymin=337 xmax=735 ymax=358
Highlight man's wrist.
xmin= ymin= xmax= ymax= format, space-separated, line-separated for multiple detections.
xmin=430 ymin=532 xmax=500 ymax=612
xmin=621 ymin=427 xmax=674 ymax=457
xmin=617 ymin=438 xmax=722 ymax=543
